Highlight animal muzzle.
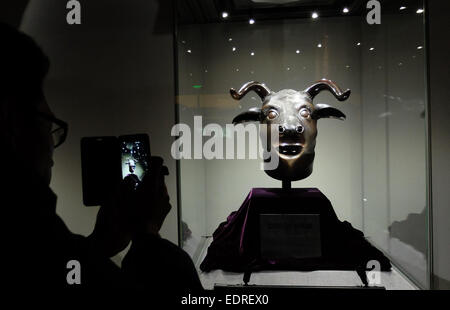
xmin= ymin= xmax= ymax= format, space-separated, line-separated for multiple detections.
xmin=276 ymin=124 xmax=305 ymax=156
xmin=277 ymin=143 xmax=303 ymax=155
xmin=278 ymin=124 xmax=304 ymax=135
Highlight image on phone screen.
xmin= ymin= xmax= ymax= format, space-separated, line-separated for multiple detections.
xmin=120 ymin=135 xmax=150 ymax=182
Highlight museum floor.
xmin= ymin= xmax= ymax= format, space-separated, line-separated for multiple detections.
xmin=186 ymin=237 xmax=418 ymax=290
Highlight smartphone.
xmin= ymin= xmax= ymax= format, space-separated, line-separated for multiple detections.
xmin=119 ymin=133 xmax=151 ymax=186
xmin=80 ymin=136 xmax=121 ymax=206
xmin=81 ymin=134 xmax=151 ymax=206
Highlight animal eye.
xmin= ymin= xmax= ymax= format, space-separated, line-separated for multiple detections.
xmin=267 ymin=110 xmax=279 ymax=120
xmin=300 ymin=108 xmax=310 ymax=118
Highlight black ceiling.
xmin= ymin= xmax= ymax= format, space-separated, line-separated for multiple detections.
xmin=176 ymin=0 xmax=424 ymax=25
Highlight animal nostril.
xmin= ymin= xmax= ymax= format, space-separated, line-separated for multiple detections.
xmin=278 ymin=125 xmax=285 ymax=133
xmin=296 ymin=126 xmax=304 ymax=134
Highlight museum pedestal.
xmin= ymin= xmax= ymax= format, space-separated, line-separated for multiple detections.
xmin=200 ymin=188 xmax=391 ymax=285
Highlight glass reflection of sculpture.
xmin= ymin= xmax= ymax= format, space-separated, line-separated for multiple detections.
xmin=231 ymin=79 xmax=350 ymax=188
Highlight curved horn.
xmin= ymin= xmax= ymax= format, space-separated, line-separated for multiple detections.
xmin=304 ymin=79 xmax=351 ymax=102
xmin=230 ymin=81 xmax=271 ymax=101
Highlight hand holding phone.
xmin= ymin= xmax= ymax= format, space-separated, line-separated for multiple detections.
xmin=81 ymin=133 xmax=171 ymax=255
xmin=81 ymin=133 xmax=151 ymax=206
xmin=133 ymin=156 xmax=171 ymax=236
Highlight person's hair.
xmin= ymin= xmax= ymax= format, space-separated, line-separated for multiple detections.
xmin=0 ymin=22 xmax=50 ymax=102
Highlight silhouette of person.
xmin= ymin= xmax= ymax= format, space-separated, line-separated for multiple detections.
xmin=1 ymin=22 xmax=202 ymax=294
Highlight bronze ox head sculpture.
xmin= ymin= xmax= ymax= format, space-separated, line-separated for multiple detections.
xmin=231 ymin=79 xmax=350 ymax=182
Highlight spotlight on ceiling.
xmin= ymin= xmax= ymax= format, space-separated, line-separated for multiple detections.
xmin=249 ymin=18 xmax=255 ymax=25
xmin=222 ymin=12 xmax=229 ymax=19
xmin=343 ymin=8 xmax=349 ymax=13
xmin=416 ymin=8 xmax=424 ymax=14
xmin=312 ymin=12 xmax=319 ymax=19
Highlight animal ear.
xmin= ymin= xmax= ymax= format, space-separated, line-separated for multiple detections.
xmin=232 ymin=107 xmax=262 ymax=124
xmin=312 ymin=103 xmax=346 ymax=120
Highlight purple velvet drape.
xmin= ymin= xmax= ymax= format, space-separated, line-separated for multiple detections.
xmin=200 ymin=188 xmax=391 ymax=273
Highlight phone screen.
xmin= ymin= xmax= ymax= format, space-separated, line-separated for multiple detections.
xmin=119 ymin=134 xmax=151 ymax=182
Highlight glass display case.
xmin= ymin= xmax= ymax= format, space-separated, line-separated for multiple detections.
xmin=174 ymin=0 xmax=429 ymax=289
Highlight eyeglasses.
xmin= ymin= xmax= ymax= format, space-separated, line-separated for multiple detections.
xmin=37 ymin=112 xmax=68 ymax=148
